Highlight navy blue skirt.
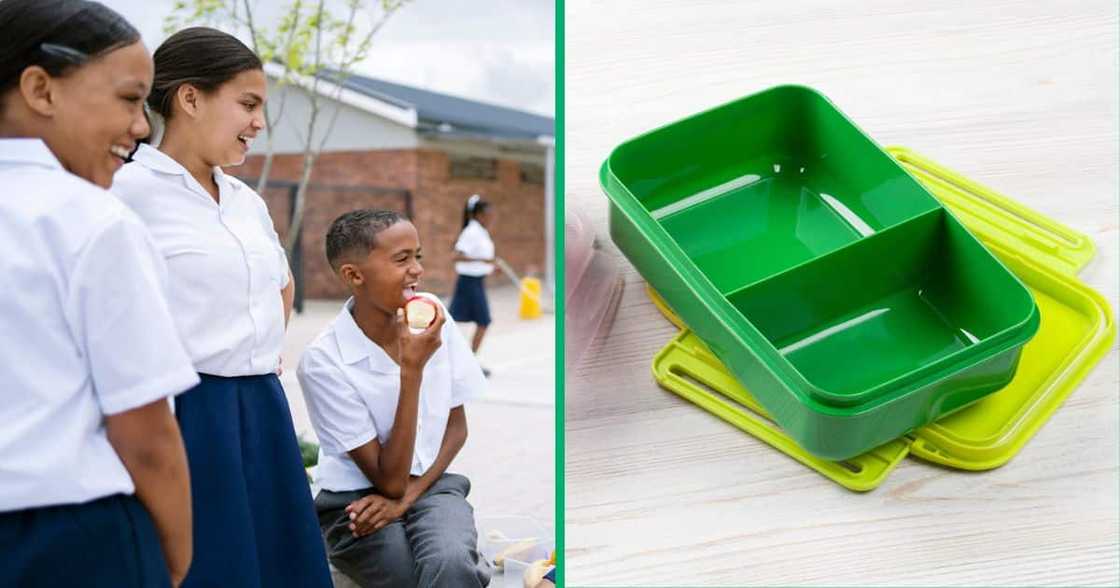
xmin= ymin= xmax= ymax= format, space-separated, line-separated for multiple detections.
xmin=449 ymin=274 xmax=492 ymax=326
xmin=0 ymin=493 xmax=170 ymax=587
xmin=175 ymin=373 xmax=331 ymax=588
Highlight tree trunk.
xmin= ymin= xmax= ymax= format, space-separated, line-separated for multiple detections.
xmin=284 ymin=151 xmax=317 ymax=257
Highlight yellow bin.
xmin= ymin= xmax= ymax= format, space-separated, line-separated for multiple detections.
xmin=519 ymin=276 xmax=543 ymax=320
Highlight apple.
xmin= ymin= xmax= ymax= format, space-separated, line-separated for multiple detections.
xmin=405 ymin=296 xmax=437 ymax=330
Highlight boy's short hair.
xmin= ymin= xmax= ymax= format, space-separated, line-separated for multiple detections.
xmin=325 ymin=209 xmax=407 ymax=270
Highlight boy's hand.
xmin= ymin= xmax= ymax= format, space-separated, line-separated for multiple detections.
xmin=397 ymin=302 xmax=445 ymax=371
xmin=346 ymin=494 xmax=411 ymax=537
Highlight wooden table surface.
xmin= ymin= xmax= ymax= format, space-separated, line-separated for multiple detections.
xmin=563 ymin=1 xmax=1119 ymax=585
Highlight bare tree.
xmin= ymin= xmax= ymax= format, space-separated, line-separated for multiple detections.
xmin=166 ymin=0 xmax=409 ymax=255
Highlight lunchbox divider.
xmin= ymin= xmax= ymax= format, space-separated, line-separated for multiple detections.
xmin=720 ymin=207 xmax=944 ymax=303
xmin=709 ymin=201 xmax=946 ymax=297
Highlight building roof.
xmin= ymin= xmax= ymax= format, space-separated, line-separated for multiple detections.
xmin=321 ymin=69 xmax=554 ymax=143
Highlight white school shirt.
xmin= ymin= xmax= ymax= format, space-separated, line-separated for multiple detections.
xmin=111 ymin=144 xmax=290 ymax=376
xmin=0 ymin=139 xmax=199 ymax=512
xmin=297 ymin=295 xmax=486 ymax=492
xmin=453 ymin=219 xmax=495 ymax=277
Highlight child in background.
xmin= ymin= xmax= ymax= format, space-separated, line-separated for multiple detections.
xmin=299 ymin=209 xmax=490 ymax=588
xmin=450 ymin=194 xmax=497 ymax=375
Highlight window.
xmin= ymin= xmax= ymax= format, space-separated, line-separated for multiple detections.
xmin=449 ymin=155 xmax=497 ymax=180
xmin=520 ymin=162 xmax=544 ymax=185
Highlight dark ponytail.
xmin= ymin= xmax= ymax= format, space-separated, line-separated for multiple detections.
xmin=462 ymin=194 xmax=490 ymax=229
xmin=0 ymin=0 xmax=140 ymax=104
xmin=147 ymin=27 xmax=262 ymax=122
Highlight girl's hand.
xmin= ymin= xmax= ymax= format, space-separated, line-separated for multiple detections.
xmin=397 ymin=302 xmax=445 ymax=371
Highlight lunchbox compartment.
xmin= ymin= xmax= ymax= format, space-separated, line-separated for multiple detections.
xmin=726 ymin=209 xmax=1037 ymax=404
xmin=607 ymin=85 xmax=940 ymax=293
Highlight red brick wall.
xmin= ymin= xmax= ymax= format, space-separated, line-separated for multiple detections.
xmin=415 ymin=150 xmax=546 ymax=293
xmin=236 ymin=148 xmax=545 ymax=299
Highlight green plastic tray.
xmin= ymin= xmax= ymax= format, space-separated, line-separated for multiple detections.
xmin=650 ymin=148 xmax=1116 ymax=491
xmin=602 ymin=86 xmax=1040 ymax=460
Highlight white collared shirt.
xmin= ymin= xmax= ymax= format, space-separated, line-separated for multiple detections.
xmin=0 ymin=139 xmax=199 ymax=512
xmin=111 ymin=144 xmax=291 ymax=377
xmin=454 ymin=220 xmax=495 ymax=277
xmin=297 ymin=295 xmax=486 ymax=492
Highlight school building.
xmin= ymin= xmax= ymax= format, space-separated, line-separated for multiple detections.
xmin=236 ymin=64 xmax=555 ymax=302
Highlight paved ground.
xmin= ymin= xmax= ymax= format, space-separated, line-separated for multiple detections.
xmin=280 ymin=285 xmax=556 ymax=532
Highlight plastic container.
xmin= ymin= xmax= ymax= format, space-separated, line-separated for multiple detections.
xmin=565 ymin=210 xmax=625 ymax=367
xmin=602 ymin=85 xmax=1040 ymax=460
xmin=476 ymin=515 xmax=551 ymax=583
xmin=650 ymin=148 xmax=1116 ymax=490
xmin=503 ymin=540 xmax=554 ymax=588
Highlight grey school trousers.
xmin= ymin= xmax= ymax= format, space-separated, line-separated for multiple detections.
xmin=315 ymin=473 xmax=491 ymax=588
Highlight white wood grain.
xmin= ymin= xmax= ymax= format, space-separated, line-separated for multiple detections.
xmin=563 ymin=1 xmax=1119 ymax=585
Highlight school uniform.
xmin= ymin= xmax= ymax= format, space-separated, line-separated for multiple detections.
xmin=297 ymin=295 xmax=490 ymax=588
xmin=0 ymin=139 xmax=199 ymax=586
xmin=449 ymin=219 xmax=495 ymax=327
xmin=111 ymin=144 xmax=332 ymax=588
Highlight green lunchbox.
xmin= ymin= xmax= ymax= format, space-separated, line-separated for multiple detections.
xmin=601 ymin=86 xmax=1040 ymax=460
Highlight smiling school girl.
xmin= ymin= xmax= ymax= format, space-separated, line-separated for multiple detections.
xmin=110 ymin=26 xmax=331 ymax=588
xmin=0 ymin=1 xmax=199 ymax=586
